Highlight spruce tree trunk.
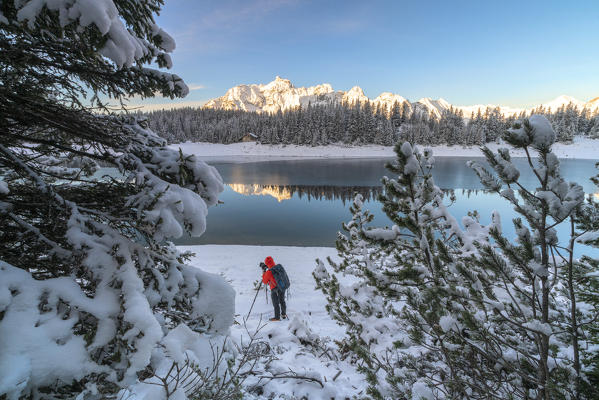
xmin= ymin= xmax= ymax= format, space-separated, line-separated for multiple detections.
xmin=529 ymin=148 xmax=550 ymax=400
xmin=568 ymin=217 xmax=581 ymax=399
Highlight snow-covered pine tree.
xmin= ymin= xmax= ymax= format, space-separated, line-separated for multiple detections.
xmin=463 ymin=115 xmax=596 ymax=399
xmin=315 ymin=115 xmax=599 ymax=399
xmin=472 ymin=109 xmax=488 ymax=145
xmin=314 ymin=141 xmax=501 ymax=399
xmin=0 ymin=1 xmax=234 ymax=399
xmin=438 ymin=107 xmax=464 ymax=145
xmin=480 ymin=107 xmax=499 ymax=143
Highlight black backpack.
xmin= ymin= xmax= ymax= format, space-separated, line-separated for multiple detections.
xmin=270 ymin=264 xmax=290 ymax=291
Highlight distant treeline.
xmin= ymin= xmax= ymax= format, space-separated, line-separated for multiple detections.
xmin=139 ymin=100 xmax=599 ymax=146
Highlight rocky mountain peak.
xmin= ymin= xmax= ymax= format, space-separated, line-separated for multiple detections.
xmin=263 ymin=76 xmax=294 ymax=92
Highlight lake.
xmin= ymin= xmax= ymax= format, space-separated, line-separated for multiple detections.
xmin=173 ymin=157 xmax=599 ymax=252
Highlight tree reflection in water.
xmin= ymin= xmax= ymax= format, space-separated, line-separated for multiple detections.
xmin=228 ymin=183 xmax=383 ymax=204
xmin=227 ymin=183 xmax=494 ymax=204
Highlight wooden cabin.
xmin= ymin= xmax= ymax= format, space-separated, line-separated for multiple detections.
xmin=240 ymin=132 xmax=258 ymax=142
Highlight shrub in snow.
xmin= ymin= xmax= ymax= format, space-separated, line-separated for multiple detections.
xmin=0 ymin=1 xmax=236 ymax=399
xmin=315 ymin=115 xmax=599 ymax=399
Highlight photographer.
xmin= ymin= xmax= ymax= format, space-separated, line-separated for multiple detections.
xmin=260 ymin=256 xmax=288 ymax=321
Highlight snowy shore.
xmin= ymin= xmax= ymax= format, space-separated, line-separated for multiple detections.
xmin=170 ymin=136 xmax=599 ymax=161
xmin=182 ymin=244 xmax=365 ymax=399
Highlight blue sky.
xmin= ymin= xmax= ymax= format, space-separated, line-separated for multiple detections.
xmin=138 ymin=0 xmax=599 ymax=109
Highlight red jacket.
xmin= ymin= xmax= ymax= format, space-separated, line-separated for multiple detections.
xmin=262 ymin=268 xmax=277 ymax=290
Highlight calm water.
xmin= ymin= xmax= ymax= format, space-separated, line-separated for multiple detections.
xmin=173 ymin=157 xmax=598 ymax=251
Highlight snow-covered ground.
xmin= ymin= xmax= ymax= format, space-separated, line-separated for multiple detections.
xmin=170 ymin=136 xmax=599 ymax=161
xmin=181 ymin=245 xmax=366 ymax=399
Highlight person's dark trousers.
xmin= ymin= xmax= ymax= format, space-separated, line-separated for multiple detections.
xmin=271 ymin=287 xmax=286 ymax=319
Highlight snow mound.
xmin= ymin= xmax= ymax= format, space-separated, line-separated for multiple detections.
xmin=0 ymin=262 xmax=112 ymax=397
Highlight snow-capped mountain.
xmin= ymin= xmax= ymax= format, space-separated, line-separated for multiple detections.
xmin=540 ymin=95 xmax=586 ymax=112
xmin=203 ymin=77 xmax=599 ymax=117
xmin=203 ymin=76 xmax=344 ymax=113
xmin=228 ymin=183 xmax=292 ymax=202
xmin=372 ymin=92 xmax=407 ymax=106
xmin=343 ymin=86 xmax=369 ymax=105
xmin=412 ymin=97 xmax=452 ymax=118
xmin=588 ymin=97 xmax=599 ymax=111
xmin=204 ymin=77 xmax=435 ymax=115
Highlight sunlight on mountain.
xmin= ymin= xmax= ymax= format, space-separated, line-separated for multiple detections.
xmin=228 ymin=183 xmax=292 ymax=202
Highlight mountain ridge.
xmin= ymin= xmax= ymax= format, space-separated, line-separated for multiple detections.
xmin=203 ymin=76 xmax=599 ymax=118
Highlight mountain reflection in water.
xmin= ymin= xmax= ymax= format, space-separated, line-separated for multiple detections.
xmin=227 ymin=183 xmax=493 ymax=204
xmin=227 ymin=183 xmax=382 ymax=203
